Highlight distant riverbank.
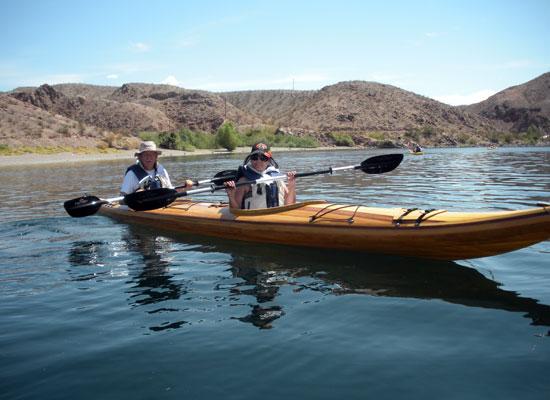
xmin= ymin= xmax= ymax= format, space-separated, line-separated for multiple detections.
xmin=0 ymin=146 xmax=343 ymax=167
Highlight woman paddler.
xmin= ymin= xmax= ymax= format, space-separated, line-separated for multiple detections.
xmin=224 ymin=142 xmax=296 ymax=209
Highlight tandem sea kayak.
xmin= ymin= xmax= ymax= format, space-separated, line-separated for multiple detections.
xmin=98 ymin=199 xmax=550 ymax=261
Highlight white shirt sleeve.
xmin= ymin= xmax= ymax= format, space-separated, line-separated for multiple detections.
xmin=120 ymin=170 xmax=139 ymax=195
xmin=157 ymin=165 xmax=174 ymax=188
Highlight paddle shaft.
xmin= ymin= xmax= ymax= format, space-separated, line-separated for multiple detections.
xmin=168 ymin=164 xmax=361 ymax=200
xmin=175 ymin=170 xmax=237 ymax=189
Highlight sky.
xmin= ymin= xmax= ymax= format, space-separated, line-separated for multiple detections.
xmin=1 ymin=0 xmax=549 ymax=105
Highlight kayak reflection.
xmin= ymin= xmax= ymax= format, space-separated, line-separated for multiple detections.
xmin=68 ymin=224 xmax=550 ymax=330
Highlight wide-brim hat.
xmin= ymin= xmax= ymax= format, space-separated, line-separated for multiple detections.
xmin=135 ymin=141 xmax=162 ymax=156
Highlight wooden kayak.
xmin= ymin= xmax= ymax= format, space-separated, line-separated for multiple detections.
xmin=98 ymin=200 xmax=550 ymax=261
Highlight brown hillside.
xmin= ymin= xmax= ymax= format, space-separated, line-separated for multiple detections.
xmin=223 ymin=81 xmax=505 ymax=145
xmin=108 ymin=83 xmax=186 ymax=102
xmin=109 ymin=83 xmax=263 ymax=131
xmin=220 ymin=90 xmax=315 ymax=123
xmin=463 ymin=72 xmax=550 ymax=133
xmin=0 ymin=94 xmax=107 ymax=147
xmin=19 ymin=82 xmax=263 ymax=133
xmin=11 ymin=84 xmax=175 ymax=133
xmin=54 ymin=83 xmax=117 ymax=99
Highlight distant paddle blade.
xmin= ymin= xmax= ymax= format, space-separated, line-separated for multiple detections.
xmin=124 ymin=188 xmax=178 ymax=211
xmin=360 ymin=153 xmax=404 ymax=174
xmin=64 ymin=195 xmax=106 ymax=218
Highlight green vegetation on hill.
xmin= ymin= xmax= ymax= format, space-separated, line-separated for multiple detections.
xmin=139 ymin=123 xmax=320 ymax=152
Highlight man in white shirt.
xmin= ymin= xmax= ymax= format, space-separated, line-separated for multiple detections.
xmin=120 ymin=141 xmax=192 ymax=195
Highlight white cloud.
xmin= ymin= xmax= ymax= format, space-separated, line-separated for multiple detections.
xmin=106 ymin=74 xmax=118 ymax=79
xmin=161 ymin=75 xmax=181 ymax=86
xmin=434 ymin=89 xmax=496 ymax=106
xmin=425 ymin=32 xmax=442 ymax=38
xmin=130 ymin=42 xmax=151 ymax=52
xmin=176 ymin=37 xmax=198 ymax=48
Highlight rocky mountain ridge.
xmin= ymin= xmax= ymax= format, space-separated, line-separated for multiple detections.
xmin=2 ymin=72 xmax=549 ymax=149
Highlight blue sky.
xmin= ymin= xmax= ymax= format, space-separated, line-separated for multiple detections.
xmin=1 ymin=0 xmax=549 ymax=105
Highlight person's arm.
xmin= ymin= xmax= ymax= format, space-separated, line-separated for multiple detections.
xmin=159 ymin=166 xmax=174 ymax=189
xmin=284 ymin=171 xmax=296 ymax=205
xmin=224 ymin=178 xmax=249 ymax=209
xmin=120 ymin=171 xmax=139 ymax=195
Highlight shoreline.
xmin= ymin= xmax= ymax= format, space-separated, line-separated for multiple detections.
xmin=0 ymin=146 xmax=343 ymax=167
xmin=2 ymin=144 xmax=546 ymax=167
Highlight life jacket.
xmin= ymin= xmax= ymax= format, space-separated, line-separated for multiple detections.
xmin=238 ymin=164 xmax=285 ymax=209
xmin=125 ymin=162 xmax=167 ymax=190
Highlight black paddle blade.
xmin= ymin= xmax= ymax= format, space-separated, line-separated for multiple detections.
xmin=124 ymin=188 xmax=178 ymax=211
xmin=211 ymin=169 xmax=238 ymax=182
xmin=178 ymin=170 xmax=238 ymax=189
xmin=359 ymin=153 xmax=404 ymax=174
xmin=64 ymin=196 xmax=106 ymax=218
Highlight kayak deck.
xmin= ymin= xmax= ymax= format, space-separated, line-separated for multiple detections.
xmin=98 ymin=200 xmax=550 ymax=260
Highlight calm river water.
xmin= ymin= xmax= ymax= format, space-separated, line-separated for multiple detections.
xmin=1 ymin=147 xmax=549 ymax=399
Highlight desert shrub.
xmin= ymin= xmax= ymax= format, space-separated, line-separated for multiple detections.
xmin=456 ymin=133 xmax=471 ymax=144
xmin=58 ymin=125 xmax=70 ymax=136
xmin=240 ymin=126 xmax=319 ymax=148
xmin=523 ymin=125 xmax=542 ymax=144
xmin=368 ymin=131 xmax=385 ymax=141
xmin=485 ymin=131 xmax=501 ymax=144
xmin=179 ymin=128 xmax=216 ymax=149
xmin=158 ymin=132 xmax=182 ymax=150
xmin=138 ymin=131 xmax=160 ymax=143
xmin=103 ymin=132 xmax=121 ymax=148
xmin=216 ymin=122 xmax=239 ymax=151
xmin=503 ymin=132 xmax=514 ymax=144
xmin=329 ymin=132 xmax=355 ymax=147
xmin=277 ymin=135 xmax=319 ymax=147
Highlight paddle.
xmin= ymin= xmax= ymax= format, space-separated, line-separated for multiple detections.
xmin=174 ymin=169 xmax=237 ymax=189
xmin=64 ymin=169 xmax=238 ymax=218
xmin=124 ymin=153 xmax=404 ymax=212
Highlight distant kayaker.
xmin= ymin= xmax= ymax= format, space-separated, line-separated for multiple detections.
xmin=224 ymin=142 xmax=296 ymax=209
xmin=407 ymin=141 xmax=423 ymax=153
xmin=120 ymin=141 xmax=193 ymax=195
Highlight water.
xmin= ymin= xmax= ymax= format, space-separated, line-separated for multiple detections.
xmin=1 ymin=147 xmax=549 ymax=399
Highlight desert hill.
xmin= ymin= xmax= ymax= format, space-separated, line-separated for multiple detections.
xmin=463 ymin=72 xmax=550 ymax=133
xmin=223 ymin=81 xmax=503 ymax=136
xmin=3 ymin=72 xmax=549 ymax=151
xmin=0 ymin=93 xmax=109 ymax=148
xmin=10 ymin=83 xmax=262 ymax=134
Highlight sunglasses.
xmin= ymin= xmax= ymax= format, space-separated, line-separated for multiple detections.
xmin=251 ymin=154 xmax=269 ymax=162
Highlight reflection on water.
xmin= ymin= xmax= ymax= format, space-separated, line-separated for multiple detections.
xmin=67 ymin=223 xmax=550 ymax=331
xmin=123 ymin=230 xmax=188 ymax=331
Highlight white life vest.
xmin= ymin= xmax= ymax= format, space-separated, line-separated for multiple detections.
xmin=240 ymin=164 xmax=286 ymax=209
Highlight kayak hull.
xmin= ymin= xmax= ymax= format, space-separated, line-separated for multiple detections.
xmin=98 ymin=200 xmax=550 ymax=260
